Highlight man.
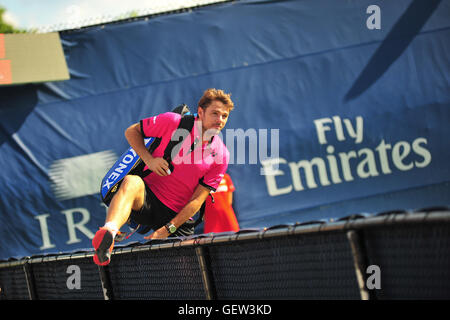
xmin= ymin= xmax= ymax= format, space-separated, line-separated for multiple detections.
xmin=93 ymin=88 xmax=234 ymax=266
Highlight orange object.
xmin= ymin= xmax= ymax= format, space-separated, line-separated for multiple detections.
xmin=204 ymin=173 xmax=240 ymax=233
xmin=0 ymin=34 xmax=5 ymax=59
xmin=0 ymin=59 xmax=12 ymax=85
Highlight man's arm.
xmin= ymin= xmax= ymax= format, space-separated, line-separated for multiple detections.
xmin=145 ymin=184 xmax=211 ymax=239
xmin=124 ymin=123 xmax=170 ymax=176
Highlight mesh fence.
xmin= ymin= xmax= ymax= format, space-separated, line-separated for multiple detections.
xmin=0 ymin=264 xmax=29 ymax=300
xmin=37 ymin=0 xmax=231 ymax=33
xmin=108 ymin=247 xmax=205 ymax=300
xmin=30 ymin=257 xmax=104 ymax=300
xmin=1 ymin=213 xmax=450 ymax=300
xmin=363 ymin=223 xmax=450 ymax=300
xmin=208 ymin=231 xmax=360 ymax=299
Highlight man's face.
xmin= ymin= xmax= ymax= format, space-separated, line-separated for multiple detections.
xmin=198 ymin=100 xmax=230 ymax=138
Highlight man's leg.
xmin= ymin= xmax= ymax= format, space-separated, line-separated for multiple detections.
xmin=93 ymin=175 xmax=146 ymax=265
xmin=105 ymin=175 xmax=146 ymax=230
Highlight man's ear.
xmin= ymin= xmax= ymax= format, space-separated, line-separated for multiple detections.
xmin=197 ymin=106 xmax=204 ymax=119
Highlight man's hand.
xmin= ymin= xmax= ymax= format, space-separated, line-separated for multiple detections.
xmin=143 ymin=185 xmax=211 ymax=240
xmin=145 ymin=157 xmax=171 ymax=177
xmin=144 ymin=226 xmax=169 ymax=240
xmin=125 ymin=123 xmax=171 ymax=177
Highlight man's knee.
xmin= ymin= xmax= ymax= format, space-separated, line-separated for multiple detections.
xmin=120 ymin=175 xmax=145 ymax=195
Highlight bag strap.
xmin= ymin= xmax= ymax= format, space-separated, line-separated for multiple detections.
xmin=163 ymin=114 xmax=211 ymax=229
xmin=193 ymin=193 xmax=214 ymax=228
xmin=163 ymin=114 xmax=195 ymax=165
xmin=140 ymin=114 xmax=195 ymax=177
xmin=145 ymin=111 xmax=210 ymax=229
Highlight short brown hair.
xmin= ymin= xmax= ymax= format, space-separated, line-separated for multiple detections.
xmin=198 ymin=88 xmax=234 ymax=111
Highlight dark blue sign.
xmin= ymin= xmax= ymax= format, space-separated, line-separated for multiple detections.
xmin=1 ymin=0 xmax=449 ymax=260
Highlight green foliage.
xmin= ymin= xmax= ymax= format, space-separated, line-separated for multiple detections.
xmin=0 ymin=7 xmax=26 ymax=33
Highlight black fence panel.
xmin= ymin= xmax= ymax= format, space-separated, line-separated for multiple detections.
xmin=208 ymin=231 xmax=360 ymax=299
xmin=0 ymin=264 xmax=29 ymax=300
xmin=363 ymin=223 xmax=450 ymax=300
xmin=1 ymin=210 xmax=449 ymax=300
xmin=108 ymin=246 xmax=205 ymax=300
xmin=30 ymin=257 xmax=104 ymax=300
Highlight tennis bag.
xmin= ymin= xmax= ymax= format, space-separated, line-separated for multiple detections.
xmin=100 ymin=104 xmax=195 ymax=207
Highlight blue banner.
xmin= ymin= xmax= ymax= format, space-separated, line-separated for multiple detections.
xmin=0 ymin=0 xmax=449 ymax=260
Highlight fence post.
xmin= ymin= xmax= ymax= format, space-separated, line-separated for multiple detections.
xmin=98 ymin=265 xmax=114 ymax=300
xmin=346 ymin=230 xmax=374 ymax=300
xmin=195 ymin=246 xmax=216 ymax=300
xmin=23 ymin=261 xmax=37 ymax=300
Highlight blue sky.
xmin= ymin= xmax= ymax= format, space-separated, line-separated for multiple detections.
xmin=0 ymin=0 xmax=220 ymax=31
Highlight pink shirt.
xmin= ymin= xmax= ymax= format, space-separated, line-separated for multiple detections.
xmin=140 ymin=112 xmax=229 ymax=213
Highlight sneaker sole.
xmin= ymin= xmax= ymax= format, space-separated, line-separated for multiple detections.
xmin=93 ymin=229 xmax=114 ymax=266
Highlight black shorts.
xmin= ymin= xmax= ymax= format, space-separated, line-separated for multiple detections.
xmin=128 ymin=184 xmax=195 ymax=237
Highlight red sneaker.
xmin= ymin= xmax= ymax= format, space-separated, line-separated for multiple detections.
xmin=92 ymin=227 xmax=114 ymax=266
